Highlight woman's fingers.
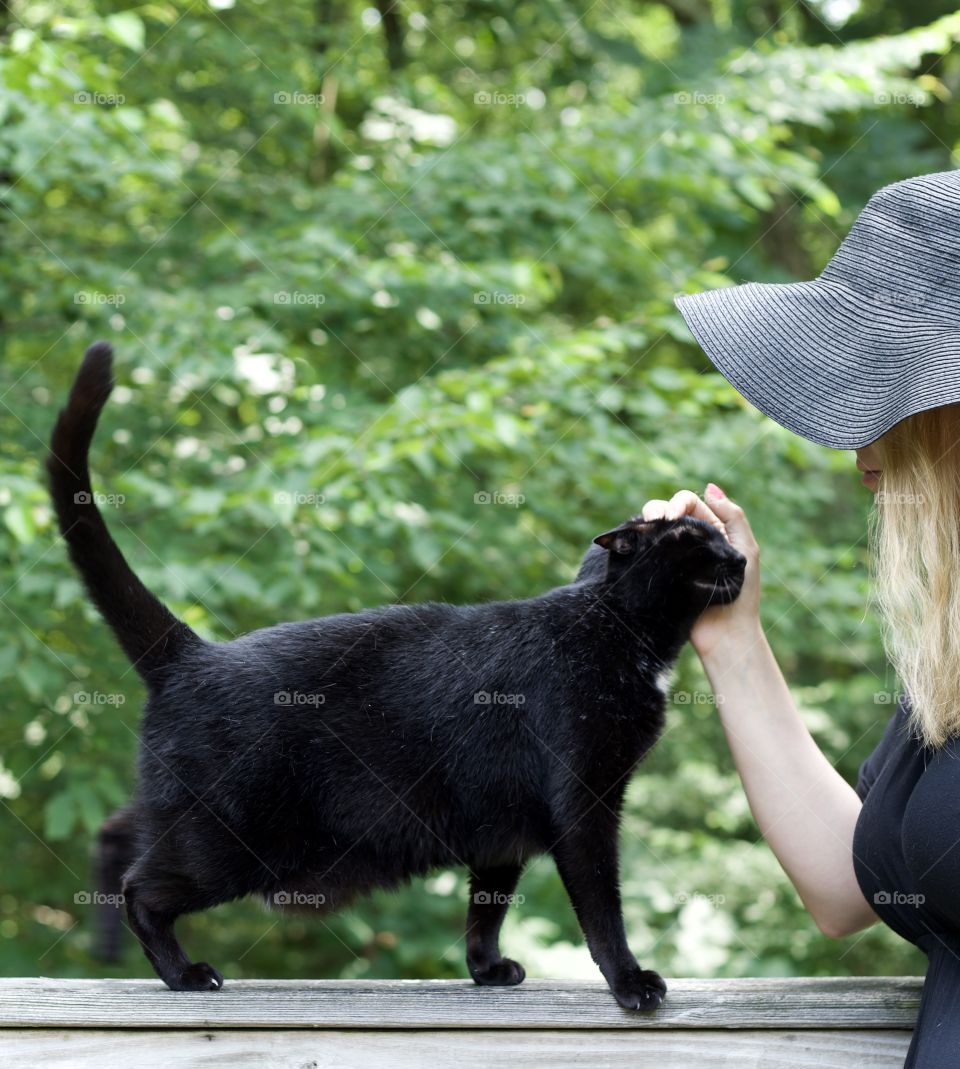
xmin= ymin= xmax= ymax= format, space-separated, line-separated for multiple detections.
xmin=641 ymin=499 xmax=670 ymax=521
xmin=704 ymin=483 xmax=758 ymax=552
xmin=642 ymin=489 xmax=726 ymax=535
xmin=667 ymin=489 xmax=725 ymax=530
xmin=641 ymin=484 xmax=758 ymax=553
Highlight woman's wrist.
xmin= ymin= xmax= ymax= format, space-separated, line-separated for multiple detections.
xmin=696 ymin=618 xmax=766 ymax=673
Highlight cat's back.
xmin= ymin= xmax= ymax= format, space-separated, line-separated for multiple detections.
xmin=151 ymin=595 xmax=547 ymax=727
xmin=138 ymin=595 xmax=554 ymax=851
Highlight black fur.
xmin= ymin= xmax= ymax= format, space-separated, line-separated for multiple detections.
xmin=93 ymin=805 xmax=136 ymax=963
xmin=47 ymin=343 xmax=198 ymax=675
xmin=50 ymin=343 xmax=745 ymax=1009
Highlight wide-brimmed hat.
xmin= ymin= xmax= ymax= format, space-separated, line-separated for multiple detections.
xmin=674 ymin=169 xmax=960 ymax=449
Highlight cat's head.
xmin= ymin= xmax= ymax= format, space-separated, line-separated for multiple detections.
xmin=593 ymin=516 xmax=746 ymax=612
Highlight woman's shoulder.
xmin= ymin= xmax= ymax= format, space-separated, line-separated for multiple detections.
xmin=855 ymin=694 xmax=914 ymax=801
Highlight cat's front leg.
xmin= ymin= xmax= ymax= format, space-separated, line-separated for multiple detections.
xmin=464 ymin=864 xmax=526 ymax=986
xmin=550 ymin=822 xmax=666 ymax=1010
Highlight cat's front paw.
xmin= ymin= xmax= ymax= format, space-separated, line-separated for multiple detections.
xmin=468 ymin=957 xmax=526 ymax=987
xmin=610 ymin=966 xmax=666 ymax=1011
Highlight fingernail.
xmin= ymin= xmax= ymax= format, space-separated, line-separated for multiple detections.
xmin=706 ymin=482 xmax=726 ymax=500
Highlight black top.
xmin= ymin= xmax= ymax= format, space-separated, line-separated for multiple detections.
xmin=853 ymin=698 xmax=960 ymax=1068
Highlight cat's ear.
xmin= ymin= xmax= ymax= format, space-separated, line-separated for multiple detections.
xmin=594 ymin=522 xmax=652 ymax=555
xmin=594 ymin=529 xmax=631 ymax=554
xmin=594 ymin=518 xmax=659 ymax=554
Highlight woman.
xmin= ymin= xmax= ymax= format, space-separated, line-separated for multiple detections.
xmin=655 ymin=169 xmax=960 ymax=1069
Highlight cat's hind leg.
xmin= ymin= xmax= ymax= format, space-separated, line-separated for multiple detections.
xmin=123 ymin=856 xmax=229 ymax=991
xmin=93 ymin=804 xmax=136 ymax=962
xmin=465 ymin=863 xmax=525 ymax=986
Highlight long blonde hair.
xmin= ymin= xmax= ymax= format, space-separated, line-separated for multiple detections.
xmin=871 ymin=404 xmax=960 ymax=748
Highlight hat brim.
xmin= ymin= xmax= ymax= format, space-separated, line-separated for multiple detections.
xmin=674 ymin=279 xmax=956 ymax=449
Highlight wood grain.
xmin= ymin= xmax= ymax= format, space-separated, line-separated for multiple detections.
xmin=0 ymin=1028 xmax=915 ymax=1068
xmin=0 ymin=977 xmax=923 ymax=1031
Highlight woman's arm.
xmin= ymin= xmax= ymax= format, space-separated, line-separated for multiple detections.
xmin=643 ymin=484 xmax=877 ymax=938
xmin=701 ymin=622 xmax=876 ymax=937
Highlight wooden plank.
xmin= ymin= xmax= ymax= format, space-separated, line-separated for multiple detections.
xmin=0 ymin=1028 xmax=915 ymax=1068
xmin=0 ymin=977 xmax=922 ymax=1031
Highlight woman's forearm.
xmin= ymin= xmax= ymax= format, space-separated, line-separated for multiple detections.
xmin=643 ymin=485 xmax=876 ymax=937
xmin=700 ymin=624 xmax=878 ymax=938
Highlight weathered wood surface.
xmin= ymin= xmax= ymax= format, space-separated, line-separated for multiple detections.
xmin=0 ymin=1028 xmax=915 ymax=1069
xmin=0 ymin=977 xmax=922 ymax=1031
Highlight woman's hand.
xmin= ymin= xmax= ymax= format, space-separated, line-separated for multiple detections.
xmin=642 ymin=484 xmax=877 ymax=939
xmin=641 ymin=483 xmax=760 ymax=659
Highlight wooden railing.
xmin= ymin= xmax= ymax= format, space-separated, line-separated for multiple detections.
xmin=0 ymin=976 xmax=922 ymax=1067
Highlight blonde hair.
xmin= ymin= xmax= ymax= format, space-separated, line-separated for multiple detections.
xmin=871 ymin=404 xmax=960 ymax=748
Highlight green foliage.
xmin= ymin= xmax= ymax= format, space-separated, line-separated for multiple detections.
xmin=0 ymin=0 xmax=947 ymax=981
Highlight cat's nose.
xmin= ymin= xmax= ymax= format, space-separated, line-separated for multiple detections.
xmin=723 ymin=553 xmax=747 ymax=578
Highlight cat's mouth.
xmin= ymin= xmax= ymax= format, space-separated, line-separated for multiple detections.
xmin=693 ymin=570 xmax=745 ymax=605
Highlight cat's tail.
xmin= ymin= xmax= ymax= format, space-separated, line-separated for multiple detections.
xmin=47 ymin=342 xmax=200 ymax=678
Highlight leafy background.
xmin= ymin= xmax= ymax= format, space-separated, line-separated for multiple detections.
xmin=2 ymin=0 xmax=953 ymax=982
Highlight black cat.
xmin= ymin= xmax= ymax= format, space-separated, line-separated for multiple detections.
xmin=48 ymin=343 xmax=745 ymax=1010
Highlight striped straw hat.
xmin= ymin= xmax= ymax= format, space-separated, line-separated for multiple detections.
xmin=674 ymin=170 xmax=960 ymax=449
